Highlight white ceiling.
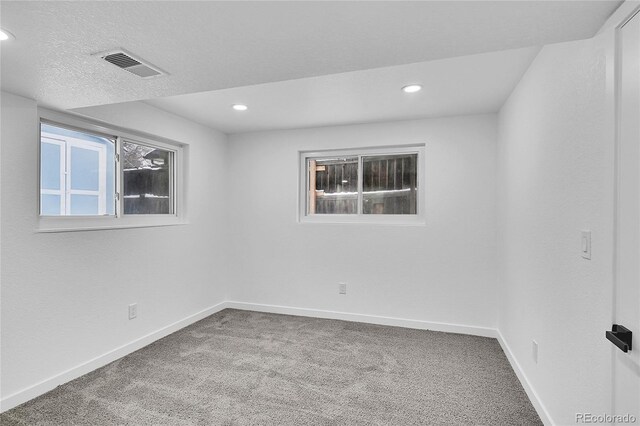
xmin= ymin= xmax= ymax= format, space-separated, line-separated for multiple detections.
xmin=0 ymin=1 xmax=622 ymax=111
xmin=126 ymin=46 xmax=540 ymax=134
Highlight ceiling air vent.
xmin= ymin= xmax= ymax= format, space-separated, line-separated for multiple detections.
xmin=94 ymin=49 xmax=166 ymax=79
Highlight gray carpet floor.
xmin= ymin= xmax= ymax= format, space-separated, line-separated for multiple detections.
xmin=1 ymin=309 xmax=541 ymax=425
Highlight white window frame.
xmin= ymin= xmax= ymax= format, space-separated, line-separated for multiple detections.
xmin=38 ymin=108 xmax=186 ymax=232
xmin=298 ymin=144 xmax=426 ymax=225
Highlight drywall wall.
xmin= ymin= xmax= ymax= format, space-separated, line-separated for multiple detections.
xmin=497 ymin=34 xmax=615 ymax=424
xmin=227 ymin=115 xmax=498 ymax=329
xmin=0 ymin=93 xmax=229 ymax=408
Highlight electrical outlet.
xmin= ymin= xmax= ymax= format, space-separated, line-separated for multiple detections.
xmin=532 ymin=340 xmax=538 ymax=364
xmin=128 ymin=303 xmax=138 ymax=320
xmin=338 ymin=282 xmax=347 ymax=295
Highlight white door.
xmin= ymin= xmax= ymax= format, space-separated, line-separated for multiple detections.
xmin=612 ymin=7 xmax=640 ymax=422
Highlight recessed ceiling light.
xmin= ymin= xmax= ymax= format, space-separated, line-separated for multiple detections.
xmin=232 ymin=104 xmax=248 ymax=111
xmin=402 ymin=84 xmax=422 ymax=93
xmin=0 ymin=29 xmax=15 ymax=41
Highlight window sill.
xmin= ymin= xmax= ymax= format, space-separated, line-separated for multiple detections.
xmin=299 ymin=214 xmax=426 ymax=226
xmin=36 ymin=216 xmax=188 ymax=233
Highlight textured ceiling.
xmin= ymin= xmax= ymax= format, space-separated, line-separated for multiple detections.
xmin=0 ymin=1 xmax=622 ymax=110
xmin=106 ymin=46 xmax=538 ymax=134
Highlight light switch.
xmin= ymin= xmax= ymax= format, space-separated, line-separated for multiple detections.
xmin=581 ymin=230 xmax=591 ymax=260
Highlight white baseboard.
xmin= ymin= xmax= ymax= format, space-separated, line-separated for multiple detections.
xmin=0 ymin=301 xmax=229 ymax=413
xmin=2 ymin=300 xmax=550 ymax=425
xmin=225 ymin=301 xmax=497 ymax=338
xmin=496 ymin=330 xmax=554 ymax=426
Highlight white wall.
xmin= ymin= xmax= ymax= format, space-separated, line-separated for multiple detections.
xmin=0 ymin=93 xmax=229 ymax=407
xmin=227 ymin=115 xmax=499 ymax=329
xmin=497 ymin=34 xmax=615 ymax=425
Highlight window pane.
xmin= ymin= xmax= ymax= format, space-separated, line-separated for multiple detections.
xmin=41 ymin=142 xmax=61 ymax=190
xmin=122 ymin=141 xmax=173 ymax=215
xmin=362 ymin=154 xmax=417 ymax=215
xmin=70 ymin=146 xmax=100 ymax=191
xmin=308 ymin=157 xmax=358 ymax=214
xmin=40 ymin=123 xmax=115 ymax=216
xmin=41 ymin=194 xmax=61 ymax=215
xmin=70 ymin=194 xmax=99 ymax=215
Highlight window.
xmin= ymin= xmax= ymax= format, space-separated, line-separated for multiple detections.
xmin=40 ymin=123 xmax=116 ymax=216
xmin=122 ymin=141 xmax=173 ymax=215
xmin=300 ymin=145 xmax=425 ymax=224
xmin=39 ymin=111 xmax=184 ymax=231
xmin=308 ymin=156 xmax=358 ymax=214
xmin=362 ymin=153 xmax=418 ymax=215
